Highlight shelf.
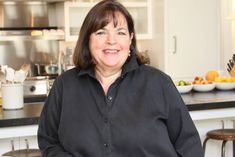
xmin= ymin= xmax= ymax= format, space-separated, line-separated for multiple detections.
xmin=66 ymin=2 xmax=147 ymax=7
xmin=0 ymin=35 xmax=65 ymax=41
xmin=66 ymin=2 xmax=95 ymax=7
xmin=62 ymin=0 xmax=152 ymax=41
xmin=122 ymin=2 xmax=148 ymax=7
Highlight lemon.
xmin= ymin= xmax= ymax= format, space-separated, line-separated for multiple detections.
xmin=231 ymin=77 xmax=235 ymax=82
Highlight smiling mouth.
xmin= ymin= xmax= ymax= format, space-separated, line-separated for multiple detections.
xmin=103 ymin=49 xmax=119 ymax=54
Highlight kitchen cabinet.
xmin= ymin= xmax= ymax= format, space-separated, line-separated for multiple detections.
xmin=56 ymin=0 xmax=152 ymax=41
xmin=0 ymin=35 xmax=65 ymax=42
xmin=0 ymin=137 xmax=20 ymax=155
xmin=220 ymin=0 xmax=234 ymax=72
xmin=0 ymin=125 xmax=38 ymax=155
xmin=164 ymin=0 xmax=221 ymax=80
xmin=0 ymin=136 xmax=38 ymax=155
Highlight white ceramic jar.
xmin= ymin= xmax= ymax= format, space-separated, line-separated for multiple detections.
xmin=1 ymin=83 xmax=24 ymax=110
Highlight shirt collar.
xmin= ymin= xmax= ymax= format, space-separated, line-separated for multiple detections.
xmin=121 ymin=54 xmax=139 ymax=76
xmin=78 ymin=65 xmax=96 ymax=78
xmin=78 ymin=54 xmax=139 ymax=78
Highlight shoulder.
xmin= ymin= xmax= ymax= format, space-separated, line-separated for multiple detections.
xmin=54 ymin=68 xmax=80 ymax=85
xmin=59 ymin=67 xmax=79 ymax=79
xmin=136 ymin=65 xmax=172 ymax=84
xmin=134 ymin=65 xmax=177 ymax=93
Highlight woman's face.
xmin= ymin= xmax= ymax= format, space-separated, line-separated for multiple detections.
xmin=89 ymin=12 xmax=133 ymax=71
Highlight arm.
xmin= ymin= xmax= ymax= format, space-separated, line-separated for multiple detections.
xmin=37 ymin=78 xmax=82 ymax=157
xmin=163 ymin=78 xmax=204 ymax=157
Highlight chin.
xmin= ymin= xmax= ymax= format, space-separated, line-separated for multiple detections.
xmin=104 ymin=62 xmax=122 ymax=68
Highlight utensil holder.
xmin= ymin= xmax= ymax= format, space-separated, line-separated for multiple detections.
xmin=1 ymin=83 xmax=24 ymax=110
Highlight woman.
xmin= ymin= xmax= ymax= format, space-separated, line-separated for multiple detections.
xmin=38 ymin=0 xmax=204 ymax=156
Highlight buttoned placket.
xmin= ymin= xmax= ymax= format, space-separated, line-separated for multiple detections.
xmin=103 ymin=77 xmax=123 ymax=155
xmin=88 ymin=75 xmax=124 ymax=156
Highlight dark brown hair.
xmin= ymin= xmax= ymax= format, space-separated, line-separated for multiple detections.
xmin=73 ymin=0 xmax=143 ymax=69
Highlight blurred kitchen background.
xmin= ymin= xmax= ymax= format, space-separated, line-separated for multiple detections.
xmin=0 ymin=0 xmax=235 ymax=96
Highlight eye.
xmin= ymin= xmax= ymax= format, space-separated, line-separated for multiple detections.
xmin=95 ymin=30 xmax=106 ymax=35
xmin=117 ymin=31 xmax=127 ymax=35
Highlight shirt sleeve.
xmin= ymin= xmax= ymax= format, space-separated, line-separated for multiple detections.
xmin=163 ymin=77 xmax=204 ymax=157
xmin=37 ymin=78 xmax=82 ymax=157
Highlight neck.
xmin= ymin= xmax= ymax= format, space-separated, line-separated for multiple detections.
xmin=96 ymin=66 xmax=121 ymax=76
xmin=95 ymin=66 xmax=122 ymax=94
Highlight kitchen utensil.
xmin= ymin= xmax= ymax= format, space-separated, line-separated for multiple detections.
xmin=227 ymin=63 xmax=232 ymax=72
xmin=28 ymin=63 xmax=38 ymax=76
xmin=5 ymin=67 xmax=15 ymax=83
xmin=227 ymin=54 xmax=235 ymax=77
xmin=45 ymin=64 xmax=58 ymax=75
xmin=14 ymin=70 xmax=27 ymax=83
xmin=58 ymin=51 xmax=65 ymax=74
xmin=35 ymin=64 xmax=46 ymax=76
xmin=0 ymin=71 xmax=5 ymax=82
xmin=62 ymin=48 xmax=75 ymax=72
xmin=13 ymin=63 xmax=30 ymax=83
xmin=229 ymin=59 xmax=234 ymax=67
xmin=20 ymin=63 xmax=30 ymax=75
xmin=35 ymin=63 xmax=58 ymax=75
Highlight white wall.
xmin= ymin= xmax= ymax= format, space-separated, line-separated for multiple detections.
xmin=220 ymin=0 xmax=234 ymax=76
xmin=137 ymin=0 xmax=164 ymax=70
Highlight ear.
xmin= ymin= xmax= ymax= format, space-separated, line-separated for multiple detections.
xmin=129 ymin=32 xmax=134 ymax=45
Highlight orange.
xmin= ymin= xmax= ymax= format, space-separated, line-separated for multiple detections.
xmin=205 ymin=70 xmax=219 ymax=82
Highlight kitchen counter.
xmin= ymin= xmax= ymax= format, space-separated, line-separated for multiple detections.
xmin=0 ymin=90 xmax=235 ymax=127
xmin=183 ymin=90 xmax=235 ymax=111
xmin=0 ymin=103 xmax=43 ymax=127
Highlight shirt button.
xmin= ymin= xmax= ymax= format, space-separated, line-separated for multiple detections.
xmin=107 ymin=96 xmax=113 ymax=101
xmin=104 ymin=143 xmax=108 ymax=148
xmin=104 ymin=117 xmax=108 ymax=123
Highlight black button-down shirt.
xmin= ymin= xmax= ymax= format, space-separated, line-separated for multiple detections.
xmin=38 ymin=55 xmax=203 ymax=157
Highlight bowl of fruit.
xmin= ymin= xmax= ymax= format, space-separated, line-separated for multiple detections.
xmin=214 ymin=76 xmax=235 ymax=90
xmin=175 ymin=80 xmax=193 ymax=94
xmin=192 ymin=76 xmax=215 ymax=92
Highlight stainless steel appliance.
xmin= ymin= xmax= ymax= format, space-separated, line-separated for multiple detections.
xmin=23 ymin=76 xmax=55 ymax=103
xmin=0 ymin=1 xmax=65 ymax=101
xmin=0 ymin=1 xmax=61 ymax=72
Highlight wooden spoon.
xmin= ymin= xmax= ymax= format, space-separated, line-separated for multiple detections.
xmin=0 ymin=70 xmax=5 ymax=82
xmin=20 ymin=63 xmax=30 ymax=76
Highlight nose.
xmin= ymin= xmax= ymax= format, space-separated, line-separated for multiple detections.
xmin=106 ymin=32 xmax=117 ymax=45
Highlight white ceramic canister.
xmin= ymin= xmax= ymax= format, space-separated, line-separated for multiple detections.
xmin=1 ymin=83 xmax=24 ymax=110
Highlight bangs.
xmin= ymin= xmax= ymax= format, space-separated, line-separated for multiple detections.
xmin=92 ymin=10 xmax=121 ymax=32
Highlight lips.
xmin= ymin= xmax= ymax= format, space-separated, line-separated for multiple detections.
xmin=103 ymin=49 xmax=119 ymax=54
